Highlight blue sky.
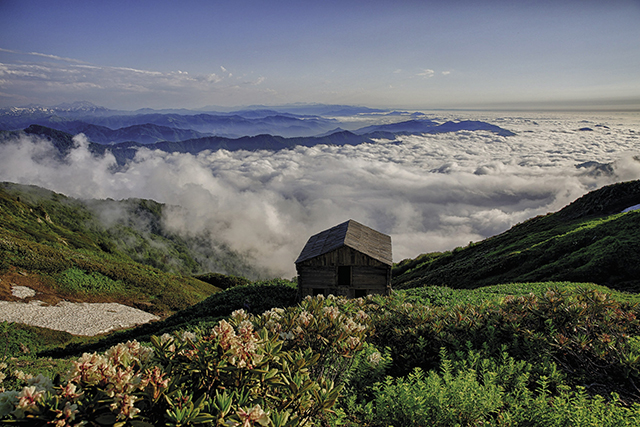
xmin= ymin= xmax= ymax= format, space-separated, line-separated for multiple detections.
xmin=1 ymin=0 xmax=639 ymax=110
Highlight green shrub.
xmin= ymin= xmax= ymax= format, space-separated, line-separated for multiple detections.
xmin=366 ymin=285 xmax=640 ymax=398
xmin=373 ymin=351 xmax=504 ymax=427
xmin=369 ymin=348 xmax=640 ymax=427
xmin=501 ymin=380 xmax=640 ymax=427
xmin=54 ymin=267 xmax=126 ymax=296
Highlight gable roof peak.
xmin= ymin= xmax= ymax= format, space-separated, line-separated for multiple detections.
xmin=296 ymin=219 xmax=392 ymax=265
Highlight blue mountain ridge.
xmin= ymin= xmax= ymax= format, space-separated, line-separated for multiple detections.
xmin=11 ymin=117 xmax=517 ymax=168
xmin=354 ymin=119 xmax=516 ymax=137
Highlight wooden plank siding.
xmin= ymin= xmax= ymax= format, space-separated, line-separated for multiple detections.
xmin=297 ymin=246 xmax=388 ymax=268
xmin=352 ymin=266 xmax=389 ymax=289
xmin=296 ymin=247 xmax=391 ymax=298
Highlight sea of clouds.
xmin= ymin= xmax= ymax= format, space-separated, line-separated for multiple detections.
xmin=1 ymin=111 xmax=639 ymax=277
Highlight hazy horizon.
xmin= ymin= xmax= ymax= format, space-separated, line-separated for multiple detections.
xmin=3 ymin=100 xmax=640 ymax=114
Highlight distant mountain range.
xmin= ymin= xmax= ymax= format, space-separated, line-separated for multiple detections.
xmin=353 ymin=119 xmax=516 ymax=137
xmin=48 ymin=122 xmax=210 ymax=145
xmin=197 ymin=103 xmax=392 ymax=116
xmin=0 ymin=102 xmax=517 ymax=144
xmin=2 ymin=119 xmax=516 ymax=167
xmin=0 ymin=106 xmax=340 ymax=139
xmin=0 ymin=102 xmax=520 ymax=165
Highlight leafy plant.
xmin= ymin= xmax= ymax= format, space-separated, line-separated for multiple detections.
xmin=373 ymin=352 xmax=504 ymax=427
xmin=369 ymin=348 xmax=640 ymax=427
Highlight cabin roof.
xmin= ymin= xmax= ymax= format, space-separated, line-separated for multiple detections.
xmin=295 ymin=219 xmax=392 ymax=265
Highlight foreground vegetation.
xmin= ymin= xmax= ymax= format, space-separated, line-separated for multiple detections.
xmin=2 ymin=282 xmax=640 ymax=426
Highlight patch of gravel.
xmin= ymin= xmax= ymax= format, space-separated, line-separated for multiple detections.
xmin=0 ymin=286 xmax=159 ymax=336
xmin=11 ymin=285 xmax=36 ymax=299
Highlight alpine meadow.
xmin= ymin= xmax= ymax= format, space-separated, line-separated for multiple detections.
xmin=1 ymin=1 xmax=640 ymax=426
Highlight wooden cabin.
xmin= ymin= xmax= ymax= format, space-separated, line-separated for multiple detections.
xmin=295 ymin=220 xmax=392 ymax=298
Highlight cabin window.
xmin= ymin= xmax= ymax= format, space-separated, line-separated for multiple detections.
xmin=313 ymin=288 xmax=325 ymax=296
xmin=338 ymin=266 xmax=351 ymax=286
xmin=354 ymin=289 xmax=367 ymax=298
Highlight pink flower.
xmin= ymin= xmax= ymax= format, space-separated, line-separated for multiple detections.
xmin=15 ymin=385 xmax=44 ymax=414
xmin=59 ymin=382 xmax=83 ymax=400
xmin=237 ymin=404 xmax=270 ymax=427
xmin=51 ymin=401 xmax=80 ymax=427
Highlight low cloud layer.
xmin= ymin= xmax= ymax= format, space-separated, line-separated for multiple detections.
xmin=1 ymin=112 xmax=639 ymax=277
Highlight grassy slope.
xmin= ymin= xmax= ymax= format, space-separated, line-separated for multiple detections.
xmin=0 ymin=182 xmax=221 ymax=316
xmin=393 ymin=180 xmax=640 ymax=292
xmin=0 ymin=182 xmax=263 ymax=279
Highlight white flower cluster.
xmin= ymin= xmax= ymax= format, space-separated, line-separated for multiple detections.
xmin=323 ymin=306 xmax=340 ymax=321
xmin=261 ymin=307 xmax=285 ymax=335
xmin=0 ymin=371 xmax=80 ymax=422
xmin=212 ymin=319 xmax=264 ymax=369
xmin=367 ymin=351 xmax=383 ymax=367
xmin=60 ymin=340 xmax=156 ymax=421
xmin=342 ymin=317 xmax=367 ymax=335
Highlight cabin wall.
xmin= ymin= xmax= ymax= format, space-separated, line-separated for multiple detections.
xmin=299 ymin=246 xmax=388 ymax=268
xmin=352 ymin=266 xmax=389 ymax=288
xmin=296 ymin=247 xmax=391 ymax=298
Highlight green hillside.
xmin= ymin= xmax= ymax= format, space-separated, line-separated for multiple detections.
xmin=0 ymin=182 xmax=232 ymax=315
xmin=393 ymin=180 xmax=640 ymax=292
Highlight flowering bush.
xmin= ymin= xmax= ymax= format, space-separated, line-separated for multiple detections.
xmin=252 ymin=294 xmax=373 ymax=385
xmin=0 ymin=295 xmax=372 ymax=426
xmin=366 ymin=286 xmax=640 ymax=392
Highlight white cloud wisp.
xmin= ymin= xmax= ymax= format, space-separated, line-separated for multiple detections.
xmin=0 ymin=56 xmax=269 ymax=109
